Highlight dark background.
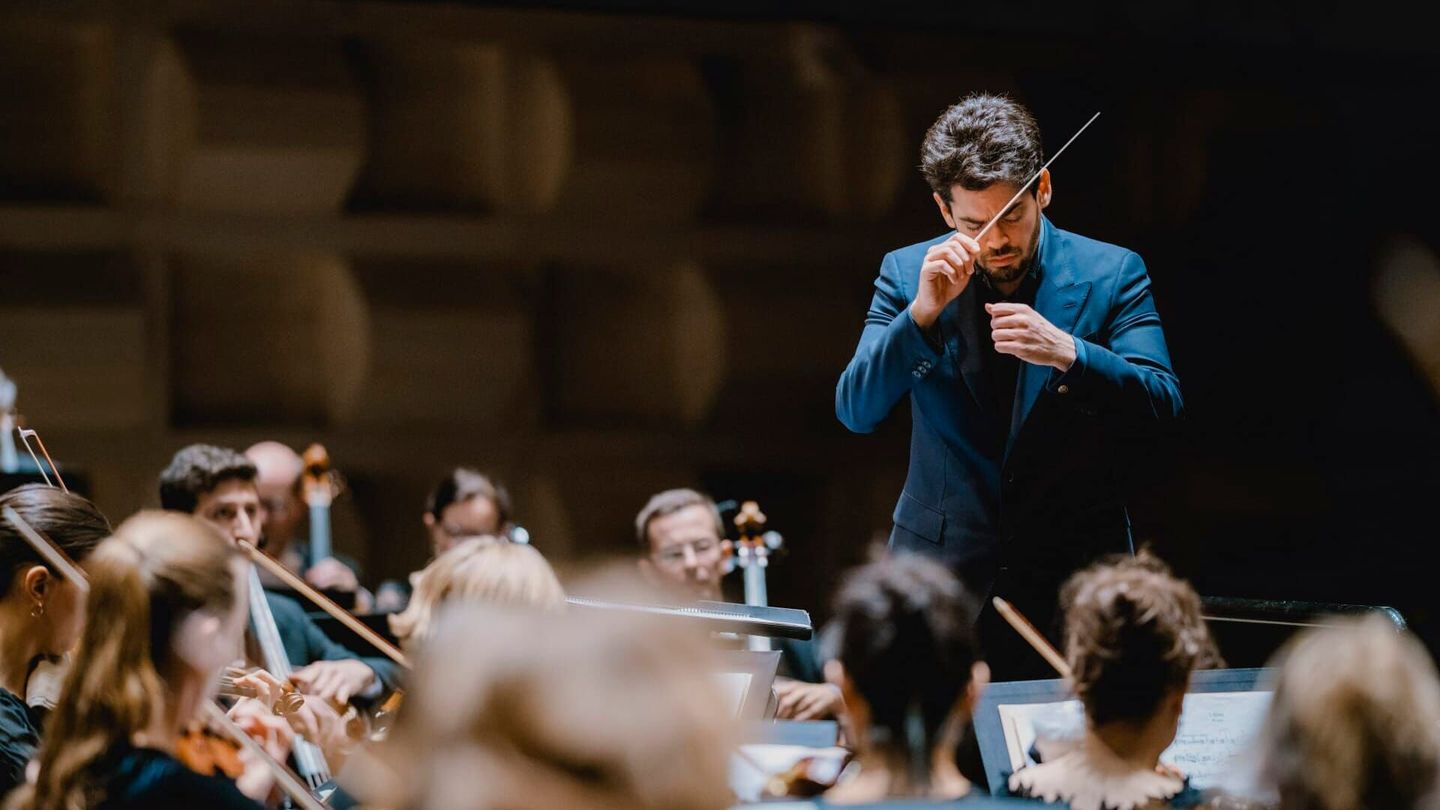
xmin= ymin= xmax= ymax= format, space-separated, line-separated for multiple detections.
xmin=3 ymin=1 xmax=1439 ymax=652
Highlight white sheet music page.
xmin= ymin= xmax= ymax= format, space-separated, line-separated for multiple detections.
xmin=997 ymin=691 xmax=1272 ymax=789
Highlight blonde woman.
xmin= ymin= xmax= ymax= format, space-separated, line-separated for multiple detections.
xmin=1253 ymin=615 xmax=1440 ymax=810
xmin=389 ymin=538 xmax=565 ymax=650
xmin=10 ymin=512 xmax=292 ymax=810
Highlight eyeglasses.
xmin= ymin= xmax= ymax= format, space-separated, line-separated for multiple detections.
xmin=651 ymin=538 xmax=721 ymax=566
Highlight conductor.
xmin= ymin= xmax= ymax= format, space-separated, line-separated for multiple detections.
xmin=835 ymin=93 xmax=1184 ymax=676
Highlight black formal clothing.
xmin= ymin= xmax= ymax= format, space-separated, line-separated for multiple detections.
xmin=264 ymin=590 xmax=401 ymax=694
xmin=0 ymin=688 xmax=40 ymax=799
xmin=94 ymin=746 xmax=261 ymax=809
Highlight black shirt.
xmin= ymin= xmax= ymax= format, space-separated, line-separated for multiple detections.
xmin=0 ymin=688 xmax=41 ymax=799
xmin=975 ymin=269 xmax=1040 ymax=451
xmin=95 ymin=745 xmax=262 ymax=810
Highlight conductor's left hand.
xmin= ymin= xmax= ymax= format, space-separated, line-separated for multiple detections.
xmin=987 ymin=302 xmax=1077 ymax=371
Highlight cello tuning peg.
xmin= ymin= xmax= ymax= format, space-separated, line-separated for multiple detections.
xmin=762 ymin=530 xmax=784 ymax=551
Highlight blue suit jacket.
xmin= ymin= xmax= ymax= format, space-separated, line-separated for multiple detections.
xmin=836 ymin=217 xmax=1183 ymax=598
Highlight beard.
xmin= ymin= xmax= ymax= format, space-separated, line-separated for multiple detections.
xmin=976 ymin=250 xmax=1032 ymax=286
xmin=974 ymin=214 xmax=1041 ymax=289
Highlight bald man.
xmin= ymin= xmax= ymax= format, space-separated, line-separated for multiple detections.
xmin=246 ymin=441 xmax=367 ymax=609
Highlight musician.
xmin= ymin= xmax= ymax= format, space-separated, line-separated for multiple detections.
xmin=366 ymin=601 xmax=735 ymax=810
xmin=1252 ymin=616 xmax=1440 ymax=809
xmin=1005 ymin=552 xmax=1218 ymax=809
xmin=11 ymin=512 xmax=291 ymax=809
xmin=372 ymin=467 xmax=515 ymax=613
xmin=243 ymin=442 xmax=367 ymax=609
xmin=821 ymin=553 xmax=989 ymax=803
xmin=835 ymin=93 xmax=1183 ymax=675
xmin=421 ymin=467 xmax=511 ymax=558
xmin=389 ymin=537 xmax=564 ymax=651
xmin=635 ymin=488 xmax=843 ymax=721
xmin=0 ymin=485 xmax=111 ymax=798
xmin=159 ymin=444 xmax=400 ymax=703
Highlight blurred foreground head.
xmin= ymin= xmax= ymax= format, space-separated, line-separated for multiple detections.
xmin=822 ymin=552 xmax=985 ymax=799
xmin=372 ymin=595 xmax=737 ymax=810
xmin=1258 ymin=615 xmax=1440 ymax=810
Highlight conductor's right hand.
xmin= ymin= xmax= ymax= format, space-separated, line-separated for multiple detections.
xmin=909 ymin=233 xmax=979 ymax=330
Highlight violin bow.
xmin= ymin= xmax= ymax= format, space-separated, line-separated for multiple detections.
xmin=3 ymin=506 xmax=326 ymax=808
xmin=239 ymin=540 xmax=409 ymax=669
xmin=992 ymin=596 xmax=1073 ymax=680
xmin=3 ymin=505 xmax=88 ymax=593
xmin=16 ymin=427 xmax=68 ymax=492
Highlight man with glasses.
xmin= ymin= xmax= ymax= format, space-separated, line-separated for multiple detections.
xmin=636 ymin=488 xmax=843 ymax=720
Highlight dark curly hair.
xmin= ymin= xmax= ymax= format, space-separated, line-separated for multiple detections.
xmin=1060 ymin=551 xmax=1220 ymax=726
xmin=158 ymin=444 xmax=256 ymax=515
xmin=824 ymin=553 xmax=980 ymax=791
xmin=920 ymin=92 xmax=1042 ymax=201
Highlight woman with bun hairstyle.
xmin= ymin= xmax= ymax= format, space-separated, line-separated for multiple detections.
xmin=821 ymin=553 xmax=989 ymax=803
xmin=1006 ymin=552 xmax=1220 ymax=810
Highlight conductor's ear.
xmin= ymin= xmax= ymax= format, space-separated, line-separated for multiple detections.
xmin=933 ymin=192 xmax=956 ymax=230
xmin=1036 ymin=169 xmax=1053 ymax=209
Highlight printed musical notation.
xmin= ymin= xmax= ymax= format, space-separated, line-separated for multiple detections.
xmin=998 ymin=691 xmax=1272 ymax=789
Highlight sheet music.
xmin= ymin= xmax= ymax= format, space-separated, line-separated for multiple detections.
xmin=997 ymin=691 xmax=1271 ymax=789
xmin=729 ymin=744 xmax=848 ymax=803
xmin=715 ymin=672 xmax=753 ymax=718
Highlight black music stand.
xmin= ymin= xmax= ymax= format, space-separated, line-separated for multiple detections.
xmin=564 ymin=597 xmax=813 ymax=640
xmin=1201 ymin=597 xmax=1405 ymax=668
xmin=973 ymin=667 xmax=1271 ymax=796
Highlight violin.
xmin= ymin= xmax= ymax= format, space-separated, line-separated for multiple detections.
xmin=218 ymin=665 xmax=306 ymax=716
xmin=176 ymin=723 xmax=246 ymax=779
xmin=763 ymin=754 xmax=849 ymax=799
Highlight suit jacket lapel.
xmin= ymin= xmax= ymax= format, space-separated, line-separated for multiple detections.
xmin=1006 ymin=219 xmax=1091 ymax=460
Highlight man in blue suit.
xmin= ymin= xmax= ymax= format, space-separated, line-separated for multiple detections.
xmin=836 ymin=94 xmax=1183 ymax=676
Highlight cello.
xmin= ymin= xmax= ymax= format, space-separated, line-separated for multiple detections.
xmin=725 ymin=501 xmax=784 ymax=652
xmin=301 ymin=444 xmax=339 ymax=569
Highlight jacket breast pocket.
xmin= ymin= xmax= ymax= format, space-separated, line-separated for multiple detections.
xmin=892 ymin=490 xmax=945 ymax=546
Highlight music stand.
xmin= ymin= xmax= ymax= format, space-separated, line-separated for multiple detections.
xmin=716 ymin=649 xmax=782 ymax=720
xmin=973 ymin=667 xmax=1271 ymax=796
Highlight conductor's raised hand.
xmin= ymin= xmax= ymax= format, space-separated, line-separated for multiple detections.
xmin=910 ymin=233 xmax=980 ymax=330
xmin=986 ymin=302 xmax=1077 ymax=371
